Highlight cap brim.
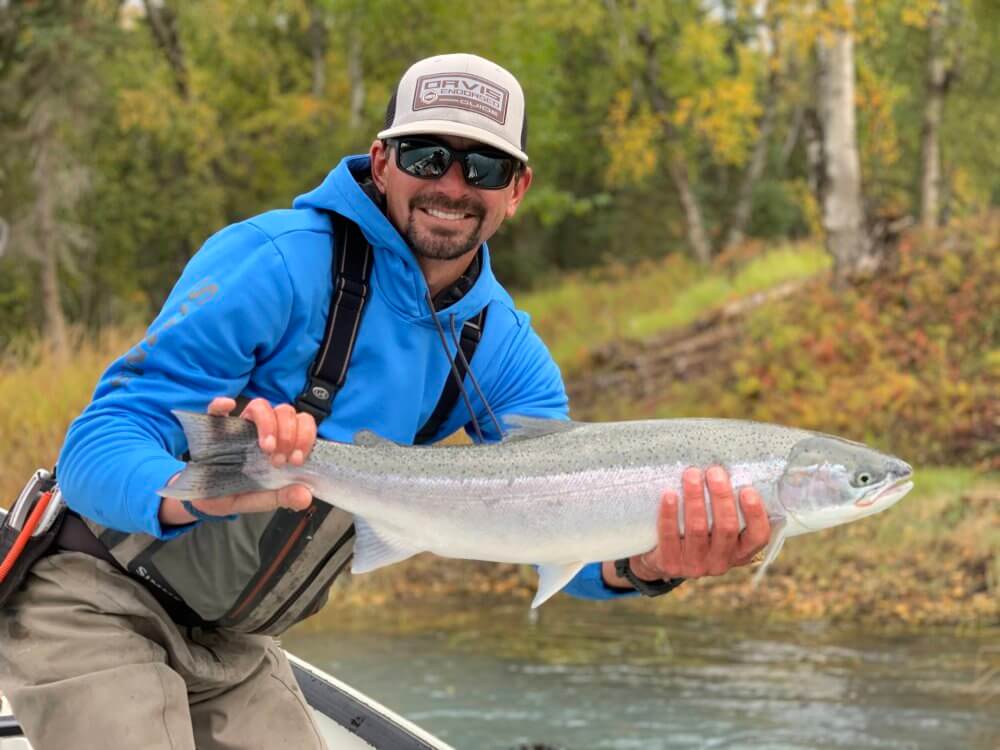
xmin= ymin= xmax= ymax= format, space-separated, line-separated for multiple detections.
xmin=377 ymin=120 xmax=528 ymax=163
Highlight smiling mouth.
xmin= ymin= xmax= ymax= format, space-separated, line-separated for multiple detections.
xmin=420 ymin=207 xmax=475 ymax=222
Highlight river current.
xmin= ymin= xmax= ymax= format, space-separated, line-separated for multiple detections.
xmin=285 ymin=597 xmax=999 ymax=750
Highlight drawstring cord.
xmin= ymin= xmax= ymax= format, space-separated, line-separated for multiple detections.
xmin=449 ymin=313 xmax=504 ymax=440
xmin=425 ymin=290 xmax=487 ymax=443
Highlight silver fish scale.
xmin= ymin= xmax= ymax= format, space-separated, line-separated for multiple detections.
xmin=309 ymin=418 xmax=818 ymax=483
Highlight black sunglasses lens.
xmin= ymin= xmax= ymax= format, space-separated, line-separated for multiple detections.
xmin=397 ymin=141 xmax=453 ymax=178
xmin=464 ymin=152 xmax=516 ymax=189
xmin=395 ymin=139 xmax=517 ymax=189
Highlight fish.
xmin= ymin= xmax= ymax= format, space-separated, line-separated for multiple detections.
xmin=161 ymin=412 xmax=914 ymax=608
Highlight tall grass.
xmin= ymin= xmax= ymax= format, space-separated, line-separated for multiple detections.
xmin=518 ymin=241 xmax=829 ymax=372
xmin=0 ymin=328 xmax=141 ymax=505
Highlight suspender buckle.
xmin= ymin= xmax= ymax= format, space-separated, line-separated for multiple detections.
xmin=295 ymin=377 xmax=340 ymax=423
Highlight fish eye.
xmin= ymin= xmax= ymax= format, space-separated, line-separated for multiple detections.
xmin=854 ymin=471 xmax=873 ymax=486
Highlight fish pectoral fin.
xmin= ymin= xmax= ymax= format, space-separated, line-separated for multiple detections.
xmin=351 ymin=517 xmax=420 ymax=574
xmin=532 ymin=561 xmax=586 ymax=609
xmin=751 ymin=518 xmax=788 ymax=590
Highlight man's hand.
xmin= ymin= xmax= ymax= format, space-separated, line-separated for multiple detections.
xmin=602 ymin=466 xmax=771 ymax=589
xmin=158 ymin=397 xmax=317 ymax=527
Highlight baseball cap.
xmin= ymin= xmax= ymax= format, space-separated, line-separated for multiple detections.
xmin=378 ymin=53 xmax=529 ymax=163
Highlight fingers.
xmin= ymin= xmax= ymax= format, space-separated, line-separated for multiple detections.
xmin=272 ymin=404 xmax=298 ymax=466
xmin=290 ymin=411 xmax=317 ymax=466
xmin=704 ymin=466 xmax=740 ymax=576
xmin=241 ymin=398 xmax=277 ymax=453
xmin=186 ymin=485 xmax=313 ymax=517
xmin=651 ymin=490 xmax=683 ymax=578
xmin=236 ymin=399 xmax=317 ymax=468
xmin=680 ymin=467 xmax=710 ymax=578
xmin=207 ymin=397 xmax=237 ymax=416
xmin=733 ymin=487 xmax=771 ymax=564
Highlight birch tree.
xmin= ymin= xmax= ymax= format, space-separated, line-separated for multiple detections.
xmin=916 ymin=0 xmax=955 ymax=229
xmin=814 ymin=0 xmax=875 ymax=279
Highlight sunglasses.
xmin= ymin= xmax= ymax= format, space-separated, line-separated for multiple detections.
xmin=389 ymin=137 xmax=520 ymax=190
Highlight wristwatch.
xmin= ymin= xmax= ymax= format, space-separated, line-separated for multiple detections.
xmin=614 ymin=557 xmax=685 ymax=597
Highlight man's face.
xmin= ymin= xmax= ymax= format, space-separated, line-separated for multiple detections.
xmin=369 ymin=135 xmax=532 ymax=262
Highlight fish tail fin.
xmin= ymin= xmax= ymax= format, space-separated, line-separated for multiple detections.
xmin=751 ymin=518 xmax=788 ymax=590
xmin=172 ymin=410 xmax=258 ymax=461
xmin=159 ymin=411 xmax=267 ymax=501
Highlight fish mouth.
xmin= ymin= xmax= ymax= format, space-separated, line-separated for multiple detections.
xmin=855 ymin=476 xmax=914 ymax=508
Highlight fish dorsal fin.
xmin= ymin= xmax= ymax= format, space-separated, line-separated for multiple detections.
xmin=353 ymin=429 xmax=397 ymax=447
xmin=532 ymin=561 xmax=586 ymax=608
xmin=502 ymin=415 xmax=579 ymax=444
xmin=351 ymin=517 xmax=420 ymax=574
xmin=751 ymin=517 xmax=788 ymax=589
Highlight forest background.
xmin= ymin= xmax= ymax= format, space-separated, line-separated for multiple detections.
xmin=0 ymin=0 xmax=997 ymax=625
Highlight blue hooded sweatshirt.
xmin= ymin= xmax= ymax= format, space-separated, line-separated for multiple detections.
xmin=57 ymin=155 xmax=634 ymax=601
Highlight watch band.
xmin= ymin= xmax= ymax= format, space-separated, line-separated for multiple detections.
xmin=181 ymin=500 xmax=237 ymax=522
xmin=614 ymin=557 xmax=685 ymax=597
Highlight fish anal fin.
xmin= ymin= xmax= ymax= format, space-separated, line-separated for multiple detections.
xmin=751 ymin=517 xmax=788 ymax=589
xmin=351 ymin=517 xmax=420 ymax=574
xmin=532 ymin=561 xmax=586 ymax=608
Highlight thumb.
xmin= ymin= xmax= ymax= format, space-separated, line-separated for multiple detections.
xmin=277 ymin=484 xmax=313 ymax=511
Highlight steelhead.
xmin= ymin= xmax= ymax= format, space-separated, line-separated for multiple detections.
xmin=162 ymin=412 xmax=913 ymax=607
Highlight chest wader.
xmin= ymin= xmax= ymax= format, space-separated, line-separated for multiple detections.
xmin=67 ymin=212 xmax=488 ymax=634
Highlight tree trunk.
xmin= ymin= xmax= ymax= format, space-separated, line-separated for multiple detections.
xmin=804 ymin=106 xmax=824 ymax=204
xmin=638 ymin=28 xmax=713 ymax=266
xmin=347 ymin=33 xmax=365 ymax=129
xmin=777 ymin=98 xmax=804 ymax=173
xmin=725 ymin=67 xmax=779 ymax=248
xmin=33 ymin=117 xmax=68 ymax=358
xmin=142 ymin=0 xmax=189 ymax=100
xmin=308 ymin=2 xmax=326 ymax=98
xmin=667 ymin=156 xmax=713 ymax=266
xmin=815 ymin=1 xmax=873 ymax=280
xmin=920 ymin=0 xmax=949 ymax=229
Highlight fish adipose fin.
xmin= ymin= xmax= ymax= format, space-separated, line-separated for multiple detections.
xmin=159 ymin=411 xmax=267 ymax=501
xmin=751 ymin=518 xmax=788 ymax=589
xmin=532 ymin=561 xmax=586 ymax=608
xmin=351 ymin=517 xmax=420 ymax=574
xmin=501 ymin=415 xmax=579 ymax=444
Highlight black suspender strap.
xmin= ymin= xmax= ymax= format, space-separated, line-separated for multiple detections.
xmin=295 ymin=213 xmax=373 ymax=423
xmin=414 ymin=307 xmax=489 ymax=445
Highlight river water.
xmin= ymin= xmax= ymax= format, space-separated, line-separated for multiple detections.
xmin=284 ymin=598 xmax=999 ymax=750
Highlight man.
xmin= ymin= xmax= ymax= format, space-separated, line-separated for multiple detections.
xmin=0 ymin=54 xmax=770 ymax=749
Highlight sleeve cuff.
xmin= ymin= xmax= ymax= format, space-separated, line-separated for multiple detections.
xmin=561 ymin=561 xmax=641 ymax=601
xmin=124 ymin=455 xmax=192 ymax=539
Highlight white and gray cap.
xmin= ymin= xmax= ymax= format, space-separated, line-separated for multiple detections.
xmin=378 ymin=53 xmax=528 ymax=163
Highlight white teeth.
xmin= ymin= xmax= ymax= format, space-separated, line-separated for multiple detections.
xmin=424 ymin=208 xmax=467 ymax=221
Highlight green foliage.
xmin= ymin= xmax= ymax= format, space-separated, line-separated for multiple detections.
xmin=0 ymin=0 xmax=998 ymax=339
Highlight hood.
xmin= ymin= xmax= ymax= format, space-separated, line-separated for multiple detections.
xmin=293 ymin=155 xmax=499 ymax=324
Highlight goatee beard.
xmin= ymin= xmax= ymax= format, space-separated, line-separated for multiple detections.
xmin=405 ymin=194 xmax=485 ymax=261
